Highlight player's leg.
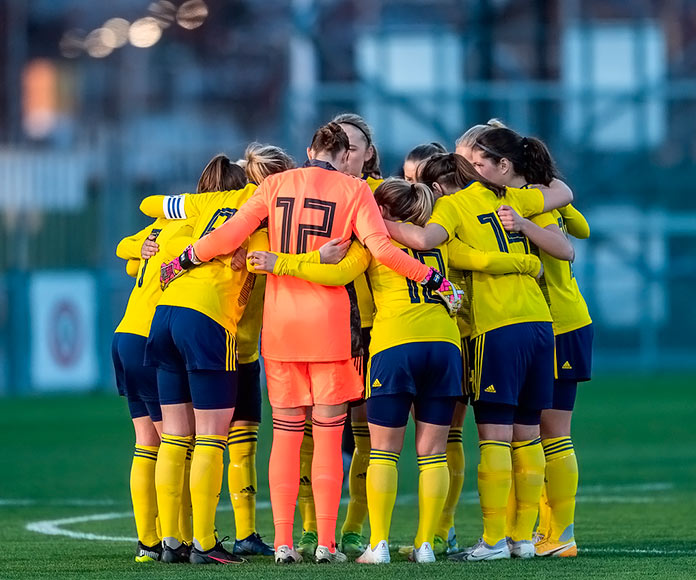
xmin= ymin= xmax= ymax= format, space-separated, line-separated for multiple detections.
xmin=113 ymin=332 xmax=163 ymax=561
xmin=309 ymin=359 xmax=362 ymax=563
xmin=508 ymin=322 xmax=555 ymax=558
xmin=227 ymin=359 xmax=273 ymax=556
xmin=264 ymin=360 xmax=313 ymax=563
xmin=297 ymin=407 xmax=318 ymax=557
xmin=412 ymin=401 xmax=457 ymax=563
xmin=536 ymin=324 xmax=591 ymax=557
xmin=340 ymin=326 xmax=373 ymax=555
xmin=357 ymin=392 xmax=411 ymax=564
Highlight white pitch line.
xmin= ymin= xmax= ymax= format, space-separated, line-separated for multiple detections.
xmin=583 ymin=547 xmax=696 ymax=556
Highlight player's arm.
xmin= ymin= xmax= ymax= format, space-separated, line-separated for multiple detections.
xmin=115 ymin=221 xmax=160 ymax=260
xmin=526 ymin=178 xmax=574 ymax=213
xmin=125 ymin=259 xmax=140 ymax=278
xmin=256 ymin=241 xmax=370 ymax=286
xmin=558 ymin=204 xmax=590 ymax=239
xmin=352 ymin=184 xmax=462 ymax=313
xmin=384 ymin=221 xmax=449 ymax=251
xmin=140 ymin=191 xmax=221 ymax=220
xmin=498 ymin=206 xmax=575 ymax=261
xmin=447 ymin=237 xmax=541 ymax=277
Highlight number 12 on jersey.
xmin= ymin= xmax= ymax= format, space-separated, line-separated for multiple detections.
xmin=403 ymin=248 xmax=446 ymax=304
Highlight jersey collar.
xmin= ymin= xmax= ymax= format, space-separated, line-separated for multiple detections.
xmin=304 ymin=159 xmax=338 ymax=171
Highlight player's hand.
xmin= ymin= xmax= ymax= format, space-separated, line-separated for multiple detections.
xmin=160 ymin=245 xmax=200 ymax=289
xmin=247 ymin=251 xmax=278 ymax=273
xmin=421 ymin=267 xmax=464 ymax=316
xmin=497 ymin=205 xmax=526 ymax=232
xmin=141 ymin=234 xmax=159 ymax=259
xmin=319 ymin=238 xmax=350 ymax=264
xmin=230 ymin=247 xmax=247 ymax=271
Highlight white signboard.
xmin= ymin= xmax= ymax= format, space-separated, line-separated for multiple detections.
xmin=30 ymin=272 xmax=98 ymax=391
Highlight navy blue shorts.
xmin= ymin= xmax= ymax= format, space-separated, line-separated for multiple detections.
xmin=146 ymin=306 xmax=238 ymax=410
xmin=367 ymin=393 xmax=457 ymax=428
xmin=112 ymin=333 xmax=162 ymax=422
xmin=471 ymin=322 xmax=554 ymax=412
xmin=555 ymin=324 xmax=593 ymax=382
xmin=459 ymin=336 xmax=471 ymax=405
xmin=232 ymin=360 xmax=262 ymax=423
xmin=145 ymin=305 xmax=236 ymax=372
xmin=367 ymin=341 xmax=463 ymax=400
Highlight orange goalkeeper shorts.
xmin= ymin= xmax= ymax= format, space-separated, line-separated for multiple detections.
xmin=264 ymin=358 xmax=364 ymax=408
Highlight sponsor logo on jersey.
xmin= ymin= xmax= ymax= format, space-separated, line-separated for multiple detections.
xmin=562 ymin=361 xmax=572 ymax=370
xmin=372 ymin=379 xmax=382 ymax=388
xmin=485 ymin=385 xmax=496 ymax=393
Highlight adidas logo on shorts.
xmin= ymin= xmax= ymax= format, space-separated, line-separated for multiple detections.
xmin=562 ymin=361 xmax=572 ymax=370
xmin=372 ymin=379 xmax=382 ymax=388
xmin=485 ymin=385 xmax=496 ymax=393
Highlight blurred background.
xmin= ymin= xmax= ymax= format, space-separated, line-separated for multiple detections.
xmin=1 ymin=0 xmax=695 ymax=395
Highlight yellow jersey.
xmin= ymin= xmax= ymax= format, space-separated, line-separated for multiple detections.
xmin=429 ymin=181 xmax=552 ymax=338
xmin=355 ymin=176 xmax=383 ymax=328
xmin=140 ymin=184 xmax=265 ymax=335
xmin=115 ymin=218 xmax=194 ymax=337
xmin=531 ymin=208 xmax=592 ymax=335
xmin=236 ymin=274 xmax=266 ymax=364
xmin=446 ymin=237 xmax=542 ymax=338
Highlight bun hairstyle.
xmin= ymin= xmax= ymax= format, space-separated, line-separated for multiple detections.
xmin=374 ymin=177 xmax=434 ymax=227
xmin=244 ymin=142 xmax=295 ymax=185
xmin=405 ymin=142 xmax=447 ymax=164
xmin=309 ymin=122 xmax=350 ymax=157
xmin=420 ymin=153 xmax=507 ymax=198
xmin=197 ymin=154 xmax=247 ymax=193
xmin=474 ymin=127 xmax=560 ymax=186
xmin=332 ymin=113 xmax=381 ymax=177
xmin=455 ymin=118 xmax=507 ymax=150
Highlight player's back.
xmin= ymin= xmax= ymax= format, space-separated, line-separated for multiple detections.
xmin=158 ymin=186 xmax=258 ymax=334
xmin=116 ymin=218 xmax=193 ymax=337
xmin=258 ymin=164 xmax=372 ymax=362
xmin=431 ymin=182 xmax=551 ymax=337
xmin=368 ymin=238 xmax=460 ymax=359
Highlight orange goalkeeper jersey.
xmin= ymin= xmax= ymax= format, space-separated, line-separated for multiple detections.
xmin=194 ymin=160 xmax=430 ymax=362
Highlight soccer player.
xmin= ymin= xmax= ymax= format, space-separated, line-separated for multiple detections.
xmin=141 ymin=145 xmax=294 ymax=565
xmin=402 ymin=142 xmax=447 ymax=183
xmin=160 ymin=122 xmax=459 ymax=564
xmin=454 ymin=119 xmax=506 ymax=161
xmin=472 ymin=128 xmax=592 ymax=557
xmin=113 ymin=217 xmax=196 ymax=562
xmin=246 ymin=178 xmax=541 ymax=564
xmin=385 ymin=153 xmax=573 ymax=561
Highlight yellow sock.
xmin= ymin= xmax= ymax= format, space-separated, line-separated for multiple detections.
xmin=131 ymin=445 xmax=160 ymax=547
xmin=178 ymin=444 xmax=193 ymax=544
xmin=298 ymin=421 xmax=317 ymax=533
xmin=366 ymin=450 xmax=399 ymax=547
xmin=414 ymin=454 xmax=449 ymax=549
xmin=537 ymin=480 xmax=551 ymax=539
xmin=227 ymin=425 xmax=259 ymax=540
xmin=156 ymin=434 xmax=194 ymax=544
xmin=190 ymin=435 xmax=227 ymax=551
xmin=505 ymin=476 xmax=517 ymax=537
xmin=341 ymin=421 xmax=371 ymax=536
xmin=511 ymin=438 xmax=545 ymax=542
xmin=436 ymin=428 xmax=464 ymax=540
xmin=542 ymin=437 xmax=578 ymax=542
xmin=478 ymin=440 xmax=512 ymax=546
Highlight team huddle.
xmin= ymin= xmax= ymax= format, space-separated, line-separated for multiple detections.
xmin=112 ymin=113 xmax=592 ymax=565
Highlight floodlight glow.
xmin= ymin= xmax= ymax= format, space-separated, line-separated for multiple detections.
xmin=176 ymin=0 xmax=208 ymax=30
xmin=129 ymin=17 xmax=162 ymax=48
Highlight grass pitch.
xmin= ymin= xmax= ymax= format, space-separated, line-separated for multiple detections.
xmin=1 ymin=374 xmax=695 ymax=579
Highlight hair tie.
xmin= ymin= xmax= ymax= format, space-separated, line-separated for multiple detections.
xmin=522 ymin=137 xmax=529 ymax=149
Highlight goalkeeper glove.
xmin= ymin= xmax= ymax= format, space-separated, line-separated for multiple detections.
xmin=160 ymin=245 xmax=201 ymax=289
xmin=421 ymin=267 xmax=464 ymax=316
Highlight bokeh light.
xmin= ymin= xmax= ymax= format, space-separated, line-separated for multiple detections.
xmin=129 ymin=17 xmax=163 ymax=48
xmin=85 ymin=29 xmax=114 ymax=58
xmin=59 ymin=29 xmax=84 ymax=58
xmin=176 ymin=0 xmax=208 ymax=30
xmin=149 ymin=1 xmax=177 ymax=29
xmin=103 ymin=18 xmax=130 ymax=49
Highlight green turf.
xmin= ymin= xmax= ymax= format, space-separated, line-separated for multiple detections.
xmin=1 ymin=374 xmax=695 ymax=579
